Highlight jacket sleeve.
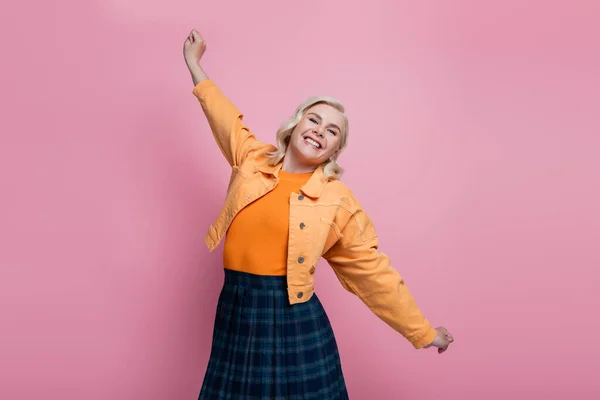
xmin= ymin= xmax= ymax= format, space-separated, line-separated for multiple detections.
xmin=192 ymin=80 xmax=261 ymax=167
xmin=323 ymin=207 xmax=438 ymax=349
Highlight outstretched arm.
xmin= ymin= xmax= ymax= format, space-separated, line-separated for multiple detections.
xmin=324 ymin=207 xmax=454 ymax=353
xmin=183 ymin=29 xmax=260 ymax=167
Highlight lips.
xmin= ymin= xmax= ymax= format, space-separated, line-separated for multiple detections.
xmin=303 ymin=135 xmax=323 ymax=149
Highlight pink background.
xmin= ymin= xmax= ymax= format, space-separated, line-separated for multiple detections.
xmin=2 ymin=1 xmax=599 ymax=399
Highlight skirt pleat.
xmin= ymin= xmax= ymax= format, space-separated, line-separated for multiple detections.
xmin=198 ymin=269 xmax=348 ymax=400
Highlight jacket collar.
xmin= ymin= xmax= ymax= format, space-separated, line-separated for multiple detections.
xmin=253 ymin=156 xmax=328 ymax=199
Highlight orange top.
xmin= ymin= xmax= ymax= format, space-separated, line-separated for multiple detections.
xmin=223 ymin=170 xmax=312 ymax=276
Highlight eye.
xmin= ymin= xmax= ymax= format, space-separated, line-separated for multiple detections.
xmin=309 ymin=118 xmax=318 ymax=124
xmin=328 ymin=129 xmax=337 ymax=136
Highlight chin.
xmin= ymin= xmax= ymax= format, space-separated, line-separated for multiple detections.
xmin=300 ymin=153 xmax=324 ymax=166
xmin=291 ymin=143 xmax=327 ymax=166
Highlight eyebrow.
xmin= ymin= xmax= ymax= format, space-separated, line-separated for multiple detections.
xmin=307 ymin=112 xmax=341 ymax=132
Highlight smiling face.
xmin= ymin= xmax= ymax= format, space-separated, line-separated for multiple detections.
xmin=283 ymin=103 xmax=345 ymax=173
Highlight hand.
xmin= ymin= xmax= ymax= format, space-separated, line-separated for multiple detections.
xmin=424 ymin=327 xmax=454 ymax=354
xmin=183 ymin=29 xmax=206 ymax=71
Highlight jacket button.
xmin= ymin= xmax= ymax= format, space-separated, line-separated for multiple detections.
xmin=299 ymin=222 xmax=305 ymax=229
xmin=297 ymin=292 xmax=303 ymax=299
xmin=298 ymin=257 xmax=304 ymax=263
xmin=298 ymin=194 xmax=305 ymax=200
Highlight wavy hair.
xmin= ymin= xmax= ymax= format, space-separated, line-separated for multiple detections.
xmin=266 ymin=96 xmax=349 ymax=181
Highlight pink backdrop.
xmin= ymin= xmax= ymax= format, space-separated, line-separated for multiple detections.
xmin=2 ymin=1 xmax=599 ymax=399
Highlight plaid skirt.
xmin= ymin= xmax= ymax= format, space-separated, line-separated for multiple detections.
xmin=198 ymin=269 xmax=349 ymax=400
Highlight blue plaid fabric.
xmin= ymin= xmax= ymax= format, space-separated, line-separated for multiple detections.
xmin=198 ymin=269 xmax=349 ymax=400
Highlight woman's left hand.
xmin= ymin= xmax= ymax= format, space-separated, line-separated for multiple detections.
xmin=424 ymin=326 xmax=454 ymax=354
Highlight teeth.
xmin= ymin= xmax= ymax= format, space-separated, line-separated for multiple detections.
xmin=305 ymin=138 xmax=321 ymax=148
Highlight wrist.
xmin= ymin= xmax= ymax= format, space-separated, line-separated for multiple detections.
xmin=421 ymin=327 xmax=439 ymax=349
xmin=186 ymin=60 xmax=202 ymax=73
xmin=188 ymin=64 xmax=208 ymax=86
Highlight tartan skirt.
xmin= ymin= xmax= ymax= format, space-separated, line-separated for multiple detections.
xmin=198 ymin=269 xmax=349 ymax=400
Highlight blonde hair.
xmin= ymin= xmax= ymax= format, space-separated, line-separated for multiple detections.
xmin=266 ymin=96 xmax=349 ymax=181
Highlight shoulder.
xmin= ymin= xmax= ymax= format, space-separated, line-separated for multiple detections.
xmin=322 ymin=179 xmax=379 ymax=244
xmin=242 ymin=140 xmax=276 ymax=164
xmin=251 ymin=141 xmax=277 ymax=155
xmin=322 ymin=179 xmax=364 ymax=213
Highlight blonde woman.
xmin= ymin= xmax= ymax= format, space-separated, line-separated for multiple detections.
xmin=184 ymin=29 xmax=454 ymax=400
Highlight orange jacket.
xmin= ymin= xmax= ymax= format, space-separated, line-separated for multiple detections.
xmin=193 ymin=79 xmax=437 ymax=349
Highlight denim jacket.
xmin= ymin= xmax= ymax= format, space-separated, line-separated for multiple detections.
xmin=193 ymin=80 xmax=437 ymax=349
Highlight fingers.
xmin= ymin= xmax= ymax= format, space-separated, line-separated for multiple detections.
xmin=440 ymin=327 xmax=454 ymax=342
xmin=185 ymin=30 xmax=197 ymax=43
xmin=438 ymin=340 xmax=450 ymax=354
xmin=430 ymin=326 xmax=454 ymax=354
xmin=436 ymin=327 xmax=453 ymax=354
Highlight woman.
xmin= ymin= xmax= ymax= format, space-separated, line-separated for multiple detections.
xmin=183 ymin=29 xmax=454 ymax=400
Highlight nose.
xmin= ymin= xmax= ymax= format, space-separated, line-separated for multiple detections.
xmin=314 ymin=127 xmax=325 ymax=137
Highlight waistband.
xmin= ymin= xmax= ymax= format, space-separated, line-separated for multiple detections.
xmin=223 ymin=268 xmax=287 ymax=290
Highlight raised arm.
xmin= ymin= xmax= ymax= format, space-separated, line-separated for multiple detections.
xmin=183 ymin=29 xmax=260 ymax=167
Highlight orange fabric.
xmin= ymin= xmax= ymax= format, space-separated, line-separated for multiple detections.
xmin=223 ymin=170 xmax=312 ymax=276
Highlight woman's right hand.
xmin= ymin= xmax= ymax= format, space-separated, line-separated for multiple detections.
xmin=183 ymin=29 xmax=206 ymax=71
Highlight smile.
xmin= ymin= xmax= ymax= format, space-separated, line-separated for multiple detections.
xmin=304 ymin=137 xmax=322 ymax=149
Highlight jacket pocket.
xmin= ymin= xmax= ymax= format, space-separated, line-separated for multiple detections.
xmin=319 ymin=218 xmax=343 ymax=255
